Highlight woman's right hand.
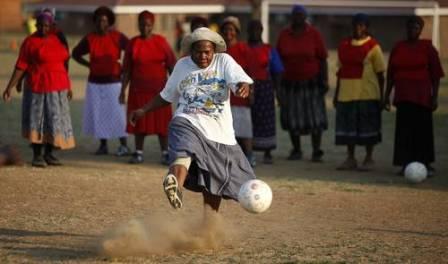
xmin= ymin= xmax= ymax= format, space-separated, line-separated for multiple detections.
xmin=129 ymin=108 xmax=145 ymax=126
xmin=2 ymin=88 xmax=11 ymax=102
xmin=332 ymin=97 xmax=338 ymax=109
xmin=382 ymin=98 xmax=391 ymax=111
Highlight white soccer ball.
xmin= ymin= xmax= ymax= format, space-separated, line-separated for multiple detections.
xmin=404 ymin=162 xmax=427 ymax=183
xmin=238 ymin=179 xmax=273 ymax=214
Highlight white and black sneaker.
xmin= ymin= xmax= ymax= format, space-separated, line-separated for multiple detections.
xmin=162 ymin=174 xmax=183 ymax=209
xmin=128 ymin=152 xmax=144 ymax=164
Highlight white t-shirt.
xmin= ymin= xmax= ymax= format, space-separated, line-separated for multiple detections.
xmin=160 ymin=53 xmax=253 ymax=145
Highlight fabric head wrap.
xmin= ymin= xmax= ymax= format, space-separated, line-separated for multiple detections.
xmin=221 ymin=16 xmax=241 ymax=33
xmin=291 ymin=4 xmax=307 ymax=16
xmin=352 ymin=13 xmax=370 ymax=27
xmin=138 ymin=10 xmax=155 ymax=24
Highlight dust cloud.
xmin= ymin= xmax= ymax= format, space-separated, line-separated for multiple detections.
xmin=99 ymin=211 xmax=237 ymax=256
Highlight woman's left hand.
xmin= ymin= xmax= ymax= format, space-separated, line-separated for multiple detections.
xmin=67 ymin=90 xmax=73 ymax=101
xmin=432 ymin=97 xmax=438 ymax=112
xmin=235 ymin=83 xmax=250 ymax=98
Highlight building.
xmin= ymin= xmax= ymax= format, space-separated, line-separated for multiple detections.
xmin=23 ymin=0 xmax=448 ymax=57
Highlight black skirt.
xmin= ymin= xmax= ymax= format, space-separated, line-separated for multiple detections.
xmin=393 ymin=102 xmax=434 ymax=166
xmin=335 ymin=100 xmax=382 ymax=146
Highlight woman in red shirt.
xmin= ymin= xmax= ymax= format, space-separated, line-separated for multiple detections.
xmin=220 ymin=16 xmax=256 ymax=167
xmin=247 ymin=20 xmax=284 ymax=164
xmin=120 ymin=11 xmax=176 ymax=165
xmin=384 ymin=16 xmax=444 ymax=176
xmin=276 ymin=5 xmax=328 ymax=162
xmin=72 ymin=6 xmax=130 ymax=156
xmin=3 ymin=12 xmax=75 ymax=167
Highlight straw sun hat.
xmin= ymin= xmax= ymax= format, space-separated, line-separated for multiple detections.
xmin=181 ymin=27 xmax=227 ymax=53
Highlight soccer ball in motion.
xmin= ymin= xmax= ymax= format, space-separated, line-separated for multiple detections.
xmin=404 ymin=162 xmax=427 ymax=183
xmin=238 ymin=179 xmax=273 ymax=213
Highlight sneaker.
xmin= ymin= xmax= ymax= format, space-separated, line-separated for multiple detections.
xmin=161 ymin=151 xmax=170 ymax=166
xmin=287 ymin=149 xmax=302 ymax=160
xmin=116 ymin=145 xmax=130 ymax=157
xmin=128 ymin=153 xmax=144 ymax=164
xmin=247 ymin=154 xmax=256 ymax=168
xmin=32 ymin=156 xmax=47 ymax=168
xmin=162 ymin=174 xmax=183 ymax=209
xmin=311 ymin=150 xmax=324 ymax=162
xmin=94 ymin=145 xmax=108 ymax=155
xmin=43 ymin=154 xmax=62 ymax=166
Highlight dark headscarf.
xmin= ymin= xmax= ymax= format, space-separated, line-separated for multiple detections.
xmin=36 ymin=11 xmax=54 ymax=24
xmin=291 ymin=4 xmax=307 ymax=16
xmin=407 ymin=15 xmax=424 ymax=28
xmin=93 ymin=6 xmax=115 ymax=25
xmin=352 ymin=13 xmax=370 ymax=27
xmin=190 ymin=16 xmax=209 ymax=32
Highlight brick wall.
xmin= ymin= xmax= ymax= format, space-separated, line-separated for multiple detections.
xmin=0 ymin=0 xmax=23 ymax=32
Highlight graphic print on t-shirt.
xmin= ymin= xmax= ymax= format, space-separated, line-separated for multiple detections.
xmin=179 ymin=69 xmax=228 ymax=119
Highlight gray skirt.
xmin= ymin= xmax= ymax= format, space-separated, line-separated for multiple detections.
xmin=168 ymin=117 xmax=256 ymax=201
xmin=279 ymin=79 xmax=328 ymax=135
xmin=22 ymin=88 xmax=75 ymax=149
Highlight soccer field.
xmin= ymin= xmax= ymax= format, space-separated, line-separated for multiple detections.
xmin=1 ymin=40 xmax=448 ymax=263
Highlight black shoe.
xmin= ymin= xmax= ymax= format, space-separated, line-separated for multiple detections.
xmin=94 ymin=145 xmax=108 ymax=155
xmin=426 ymin=165 xmax=435 ymax=178
xmin=44 ymin=154 xmax=62 ymax=166
xmin=161 ymin=151 xmax=170 ymax=166
xmin=311 ymin=150 xmax=324 ymax=162
xmin=32 ymin=156 xmax=47 ymax=168
xmin=263 ymin=153 xmax=273 ymax=164
xmin=287 ymin=149 xmax=302 ymax=160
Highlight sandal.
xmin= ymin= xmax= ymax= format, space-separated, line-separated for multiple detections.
xmin=336 ymin=158 xmax=358 ymax=170
xmin=358 ymin=159 xmax=374 ymax=172
xmin=162 ymin=174 xmax=183 ymax=209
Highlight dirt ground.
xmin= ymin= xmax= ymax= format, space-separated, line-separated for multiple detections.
xmin=1 ymin=51 xmax=448 ymax=263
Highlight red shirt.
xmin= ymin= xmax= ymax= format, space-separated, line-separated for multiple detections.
xmin=247 ymin=44 xmax=271 ymax=80
xmin=338 ymin=37 xmax=378 ymax=78
xmin=227 ymin=41 xmax=251 ymax=106
xmin=277 ymin=24 xmax=327 ymax=81
xmin=388 ymin=39 xmax=445 ymax=108
xmin=73 ymin=30 xmax=129 ymax=83
xmin=124 ymin=35 xmax=176 ymax=93
xmin=15 ymin=33 xmax=70 ymax=93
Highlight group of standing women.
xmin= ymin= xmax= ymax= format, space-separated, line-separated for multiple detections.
xmin=2 ymin=5 xmax=445 ymax=177
xmin=3 ymin=6 xmax=176 ymax=167
xmin=221 ymin=5 xmax=444 ymax=176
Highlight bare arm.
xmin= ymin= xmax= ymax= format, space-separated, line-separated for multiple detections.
xmin=119 ymin=67 xmax=131 ymax=104
xmin=129 ymin=94 xmax=171 ymax=126
xmin=3 ymin=68 xmax=25 ymax=102
xmin=431 ymin=79 xmax=440 ymax=112
xmin=377 ymin=72 xmax=385 ymax=103
xmin=333 ymin=77 xmax=340 ymax=108
xmin=383 ymin=70 xmax=394 ymax=111
xmin=72 ymin=38 xmax=90 ymax=68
